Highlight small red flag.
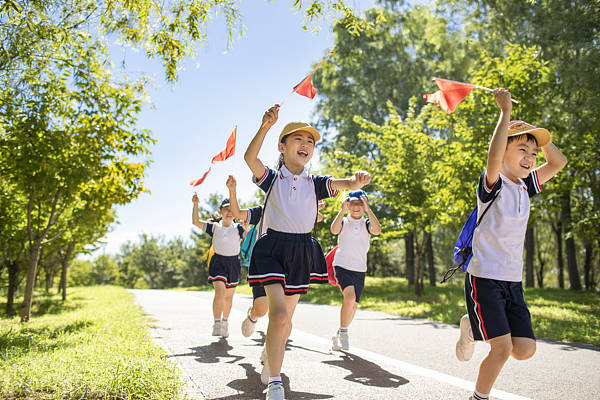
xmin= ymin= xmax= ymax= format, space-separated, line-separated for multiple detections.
xmin=211 ymin=126 xmax=236 ymax=163
xmin=293 ymin=73 xmax=317 ymax=99
xmin=189 ymin=167 xmax=211 ymax=187
xmin=424 ymin=78 xmax=475 ymax=114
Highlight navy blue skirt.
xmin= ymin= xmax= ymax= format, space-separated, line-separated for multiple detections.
xmin=248 ymin=229 xmax=328 ymax=295
xmin=208 ymin=254 xmax=241 ymax=288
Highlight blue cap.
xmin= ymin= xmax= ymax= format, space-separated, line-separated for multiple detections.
xmin=347 ymin=190 xmax=367 ymax=202
xmin=219 ymin=199 xmax=230 ymax=209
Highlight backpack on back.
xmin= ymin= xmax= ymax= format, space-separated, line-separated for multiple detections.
xmin=240 ymin=225 xmax=257 ymax=268
xmin=441 ymin=192 xmax=498 ymax=283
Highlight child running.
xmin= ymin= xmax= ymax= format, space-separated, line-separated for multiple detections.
xmin=226 ymin=174 xmax=326 ymax=385
xmin=245 ymin=104 xmax=371 ymax=400
xmin=192 ymin=192 xmax=248 ymax=338
xmin=330 ymin=189 xmax=381 ymax=351
xmin=455 ymin=89 xmax=567 ymax=400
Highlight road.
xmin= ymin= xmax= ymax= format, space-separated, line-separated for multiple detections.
xmin=131 ymin=289 xmax=600 ymax=399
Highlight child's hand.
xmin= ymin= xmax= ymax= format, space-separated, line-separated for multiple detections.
xmin=226 ymin=175 xmax=236 ymax=190
xmin=352 ymin=171 xmax=371 ymax=189
xmin=341 ymin=200 xmax=350 ymax=212
xmin=494 ymin=88 xmax=512 ymax=113
xmin=360 ymin=195 xmax=371 ymax=210
xmin=317 ymin=200 xmax=326 ymax=211
xmin=242 ymin=221 xmax=250 ymax=232
xmin=262 ymin=105 xmax=280 ymax=128
xmin=192 ymin=193 xmax=199 ymax=204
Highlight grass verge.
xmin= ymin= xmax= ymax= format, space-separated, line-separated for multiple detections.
xmin=198 ymin=277 xmax=600 ymax=346
xmin=0 ymin=286 xmax=187 ymax=399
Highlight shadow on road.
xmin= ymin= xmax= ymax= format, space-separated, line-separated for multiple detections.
xmin=171 ymin=337 xmax=245 ymax=364
xmin=213 ymin=364 xmax=334 ymax=400
xmin=323 ymin=352 xmax=409 ymax=388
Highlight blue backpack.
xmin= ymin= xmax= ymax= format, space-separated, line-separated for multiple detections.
xmin=440 ymin=193 xmax=498 ymax=283
xmin=240 ymin=225 xmax=257 ymax=268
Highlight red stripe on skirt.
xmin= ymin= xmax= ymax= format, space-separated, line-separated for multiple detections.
xmin=472 ymin=275 xmax=489 ymax=340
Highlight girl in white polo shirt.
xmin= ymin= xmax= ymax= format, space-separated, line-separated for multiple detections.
xmin=192 ymin=194 xmax=247 ymax=338
xmin=330 ymin=190 xmax=381 ymax=351
xmin=244 ymin=104 xmax=371 ymax=400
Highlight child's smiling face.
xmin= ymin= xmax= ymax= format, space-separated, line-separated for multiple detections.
xmin=219 ymin=205 xmax=234 ymax=224
xmin=278 ymin=131 xmax=315 ymax=169
xmin=348 ymin=200 xmax=365 ymax=219
xmin=503 ymin=135 xmax=538 ymax=181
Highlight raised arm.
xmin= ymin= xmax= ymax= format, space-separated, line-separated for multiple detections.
xmin=361 ymin=195 xmax=381 ymax=235
xmin=534 ymin=142 xmax=568 ymax=185
xmin=330 ymin=170 xmax=372 ymax=191
xmin=192 ymin=193 xmax=207 ymax=231
xmin=245 ymin=105 xmax=279 ymax=179
xmin=226 ymin=175 xmax=249 ymax=222
xmin=330 ymin=201 xmax=348 ymax=235
xmin=485 ymin=89 xmax=513 ymax=187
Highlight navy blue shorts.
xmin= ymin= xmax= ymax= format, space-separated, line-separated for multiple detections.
xmin=248 ymin=229 xmax=328 ymax=296
xmin=208 ymin=254 xmax=241 ymax=288
xmin=464 ymin=273 xmax=535 ymax=341
xmin=334 ymin=266 xmax=366 ymax=303
xmin=252 ymin=286 xmax=266 ymax=300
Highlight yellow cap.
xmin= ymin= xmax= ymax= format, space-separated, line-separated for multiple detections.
xmin=278 ymin=121 xmax=321 ymax=143
xmin=507 ymin=120 xmax=551 ymax=147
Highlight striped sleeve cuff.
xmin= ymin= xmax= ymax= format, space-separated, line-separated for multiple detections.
xmin=483 ymin=173 xmax=498 ymax=193
xmin=327 ymin=178 xmax=339 ymax=198
xmin=253 ymin=167 xmax=269 ymax=186
xmin=532 ymin=170 xmax=542 ymax=193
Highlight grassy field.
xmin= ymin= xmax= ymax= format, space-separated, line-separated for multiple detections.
xmin=195 ymin=277 xmax=600 ymax=346
xmin=0 ymin=286 xmax=188 ymax=399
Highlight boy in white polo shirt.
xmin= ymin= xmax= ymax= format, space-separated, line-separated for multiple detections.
xmin=330 ymin=190 xmax=381 ymax=351
xmin=456 ymin=89 xmax=567 ymax=400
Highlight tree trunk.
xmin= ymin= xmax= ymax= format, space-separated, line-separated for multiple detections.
xmin=59 ymin=242 xmax=75 ymax=301
xmin=6 ymin=261 xmax=20 ymax=316
xmin=426 ymin=231 xmax=436 ymax=286
xmin=583 ymin=241 xmax=593 ymax=289
xmin=536 ymin=241 xmax=545 ymax=288
xmin=525 ymin=226 xmax=535 ymax=288
xmin=405 ymin=232 xmax=415 ymax=285
xmin=561 ymin=193 xmax=581 ymax=290
xmin=554 ymin=221 xmax=565 ymax=289
xmin=20 ymin=240 xmax=42 ymax=322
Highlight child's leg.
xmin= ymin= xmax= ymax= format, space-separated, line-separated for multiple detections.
xmin=340 ymin=285 xmax=358 ymax=328
xmin=264 ymin=284 xmax=300 ymax=378
xmin=511 ymin=337 xmax=536 ymax=360
xmin=475 ymin=333 xmax=513 ymax=394
xmin=251 ymin=296 xmax=269 ymax=320
xmin=222 ymin=286 xmax=236 ymax=319
xmin=212 ymin=281 xmax=226 ymax=319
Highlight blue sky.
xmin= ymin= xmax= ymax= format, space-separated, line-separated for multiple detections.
xmin=100 ymin=1 xmax=377 ymax=255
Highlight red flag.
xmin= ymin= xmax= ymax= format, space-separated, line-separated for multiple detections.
xmin=293 ymin=73 xmax=317 ymax=99
xmin=211 ymin=126 xmax=236 ymax=163
xmin=189 ymin=167 xmax=211 ymax=187
xmin=424 ymin=78 xmax=475 ymax=114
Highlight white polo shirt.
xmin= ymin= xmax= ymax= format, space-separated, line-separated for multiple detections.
xmin=467 ymin=170 xmax=542 ymax=282
xmin=254 ymin=165 xmax=338 ymax=234
xmin=333 ymin=216 xmax=371 ymax=272
xmin=205 ymin=222 xmax=244 ymax=256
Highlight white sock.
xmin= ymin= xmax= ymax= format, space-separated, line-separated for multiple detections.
xmin=268 ymin=376 xmax=282 ymax=386
xmin=214 ymin=318 xmax=221 ymax=323
xmin=473 ymin=389 xmax=489 ymax=399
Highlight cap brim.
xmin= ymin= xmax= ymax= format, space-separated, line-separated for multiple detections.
xmin=279 ymin=127 xmax=321 ymax=143
xmin=509 ymin=127 xmax=551 ymax=147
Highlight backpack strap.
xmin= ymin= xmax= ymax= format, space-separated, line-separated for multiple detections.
xmin=440 ymin=191 xmax=500 ymax=283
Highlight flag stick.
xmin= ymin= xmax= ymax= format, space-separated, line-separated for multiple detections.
xmin=280 ymin=49 xmax=334 ymax=108
xmin=279 ymin=90 xmax=294 ymax=107
xmin=432 ymin=77 xmax=519 ymax=104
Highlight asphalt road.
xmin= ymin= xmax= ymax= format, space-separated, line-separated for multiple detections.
xmin=131 ymin=289 xmax=600 ymax=400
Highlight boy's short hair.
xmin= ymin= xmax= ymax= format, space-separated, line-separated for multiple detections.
xmin=507 ymin=133 xmax=538 ymax=147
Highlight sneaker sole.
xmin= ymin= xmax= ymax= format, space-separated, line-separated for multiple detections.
xmin=241 ymin=318 xmax=256 ymax=337
xmin=456 ymin=316 xmax=475 ymax=361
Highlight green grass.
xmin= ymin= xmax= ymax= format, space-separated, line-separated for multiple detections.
xmin=199 ymin=278 xmax=600 ymax=346
xmin=0 ymin=286 xmax=188 ymax=399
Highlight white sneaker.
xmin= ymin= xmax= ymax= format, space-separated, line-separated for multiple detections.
xmin=221 ymin=320 xmax=229 ymax=338
xmin=241 ymin=307 xmax=257 ymax=337
xmin=331 ymin=334 xmax=342 ymax=351
xmin=456 ymin=314 xmax=476 ymax=361
xmin=260 ymin=349 xmax=270 ymax=385
xmin=212 ymin=321 xmax=221 ymax=336
xmin=338 ymin=329 xmax=349 ymax=350
xmin=264 ymin=382 xmax=284 ymax=400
